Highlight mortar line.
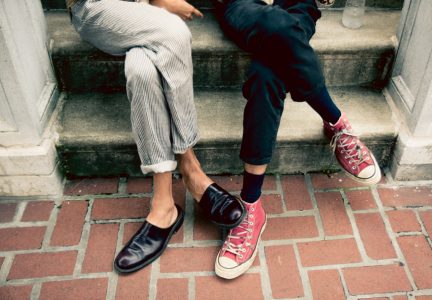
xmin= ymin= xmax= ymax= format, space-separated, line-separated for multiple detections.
xmin=5 ymin=273 xmax=111 ymax=285
xmin=30 ymin=282 xmax=42 ymax=300
xmin=370 ymin=186 xmax=418 ymax=291
xmin=338 ymin=267 xmax=350 ymax=299
xmin=184 ymin=190 xmax=195 ymax=244
xmin=340 ymin=190 xmax=370 ymax=262
xmin=304 ymin=174 xmax=324 ymax=239
xmin=73 ymin=198 xmax=94 ymax=276
xmin=258 ymin=243 xmax=272 ymax=300
xmin=41 ymin=198 xmax=63 ymax=249
xmin=106 ymin=221 xmax=124 ymax=300
xmin=275 ymin=174 xmax=289 ymax=213
xmin=293 ymin=243 xmax=312 ymax=299
xmin=13 ymin=202 xmax=26 ymax=223
xmin=0 ymin=255 xmax=14 ymax=284
xmin=188 ymin=275 xmax=195 ymax=300
xmin=148 ymin=258 xmax=160 ymax=300
xmin=117 ymin=177 xmax=127 ymax=194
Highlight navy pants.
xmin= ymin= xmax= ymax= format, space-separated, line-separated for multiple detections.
xmin=216 ymin=0 xmax=326 ymax=165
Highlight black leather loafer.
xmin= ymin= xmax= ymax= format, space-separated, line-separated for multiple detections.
xmin=198 ymin=183 xmax=246 ymax=228
xmin=114 ymin=204 xmax=184 ymax=273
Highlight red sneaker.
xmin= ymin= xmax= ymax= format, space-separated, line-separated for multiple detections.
xmin=324 ymin=113 xmax=381 ymax=185
xmin=215 ymin=199 xmax=266 ymax=279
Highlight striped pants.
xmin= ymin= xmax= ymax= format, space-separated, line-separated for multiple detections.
xmin=71 ymin=0 xmax=199 ymax=174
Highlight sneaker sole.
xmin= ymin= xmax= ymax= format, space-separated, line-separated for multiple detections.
xmin=341 ymin=153 xmax=382 ymax=185
xmin=214 ymin=218 xmax=267 ymax=280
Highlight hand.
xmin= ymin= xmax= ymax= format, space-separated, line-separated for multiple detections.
xmin=150 ymin=0 xmax=203 ymax=21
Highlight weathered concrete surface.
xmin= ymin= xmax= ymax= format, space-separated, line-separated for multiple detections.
xmin=46 ymin=10 xmax=400 ymax=92
xmin=57 ymin=87 xmax=396 ymax=176
xmin=41 ymin=0 xmax=404 ymax=10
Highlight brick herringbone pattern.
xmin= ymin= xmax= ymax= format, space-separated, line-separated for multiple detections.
xmin=1 ymin=172 xmax=432 ymax=299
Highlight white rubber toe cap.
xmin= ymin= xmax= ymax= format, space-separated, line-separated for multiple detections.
xmin=217 ymin=257 xmax=238 ymax=269
xmin=358 ymin=165 xmax=376 ymax=179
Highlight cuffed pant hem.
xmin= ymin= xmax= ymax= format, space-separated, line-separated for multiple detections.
xmin=141 ymin=160 xmax=177 ymax=174
xmin=172 ymin=135 xmax=200 ymax=155
xmin=240 ymin=156 xmax=272 ymax=166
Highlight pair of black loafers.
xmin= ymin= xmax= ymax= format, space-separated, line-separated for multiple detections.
xmin=114 ymin=183 xmax=245 ymax=273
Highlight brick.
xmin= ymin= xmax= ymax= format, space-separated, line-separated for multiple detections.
xmin=126 ymin=177 xmax=152 ymax=194
xmin=309 ymin=269 xmax=345 ymax=300
xmin=419 ymin=211 xmax=432 ymax=237
xmin=346 ymin=189 xmax=377 ymax=210
xmin=0 ymin=285 xmax=33 ymax=300
xmin=298 ymin=239 xmax=361 ymax=266
xmin=21 ymin=201 xmax=54 ymax=222
xmin=378 ymin=187 xmax=432 ymax=207
xmin=40 ymin=278 xmax=108 ymax=300
xmin=415 ymin=296 xmax=432 ymax=300
xmin=398 ymin=235 xmax=432 ymax=289
xmin=193 ymin=202 xmax=220 ymax=241
xmin=393 ymin=296 xmax=409 ymax=300
xmin=116 ymin=266 xmax=151 ymax=300
xmin=262 ymin=216 xmax=318 ymax=240
xmin=64 ymin=177 xmax=119 ymax=195
xmin=210 ymin=175 xmax=276 ymax=192
xmin=92 ymin=198 xmax=150 ymax=220
xmin=343 ymin=264 xmax=411 ymax=295
xmin=50 ymin=200 xmax=88 ymax=246
xmin=261 ymin=194 xmax=284 ymax=214
xmin=0 ymin=227 xmax=45 ymax=251
xmin=156 ymin=278 xmax=188 ymax=300
xmin=160 ymin=247 xmax=219 ymax=273
xmin=355 ymin=213 xmax=396 ymax=259
xmin=311 ymin=172 xmax=362 ymax=189
xmin=281 ymin=175 xmax=313 ymax=211
xmin=123 ymin=218 xmax=184 ymax=245
xmin=316 ymin=192 xmax=352 ymax=236
xmin=196 ymin=274 xmax=263 ymax=300
xmin=359 ymin=298 xmax=389 ymax=300
xmin=82 ymin=223 xmax=119 ymax=273
xmin=8 ymin=251 xmax=77 ymax=280
xmin=387 ymin=210 xmax=421 ymax=233
xmin=265 ymin=245 xmax=303 ymax=298
xmin=0 ymin=203 xmax=17 ymax=223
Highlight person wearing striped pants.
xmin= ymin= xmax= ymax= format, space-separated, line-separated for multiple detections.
xmin=67 ymin=0 xmax=245 ymax=273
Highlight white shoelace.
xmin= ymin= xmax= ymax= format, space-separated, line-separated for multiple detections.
xmin=330 ymin=129 xmax=369 ymax=170
xmin=224 ymin=212 xmax=254 ymax=258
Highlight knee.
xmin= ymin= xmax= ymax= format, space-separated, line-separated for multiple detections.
xmin=255 ymin=10 xmax=304 ymax=43
xmin=125 ymin=49 xmax=158 ymax=85
xmin=160 ymin=17 xmax=192 ymax=47
xmin=242 ymin=63 xmax=286 ymax=109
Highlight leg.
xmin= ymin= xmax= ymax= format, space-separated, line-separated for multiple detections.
xmin=126 ymin=47 xmax=177 ymax=173
xmin=72 ymin=0 xmax=199 ymax=160
xmin=219 ymin=0 xmax=325 ymax=101
xmin=215 ymin=60 xmax=279 ymax=279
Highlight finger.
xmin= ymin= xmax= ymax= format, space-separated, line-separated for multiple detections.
xmin=192 ymin=8 xmax=203 ymax=17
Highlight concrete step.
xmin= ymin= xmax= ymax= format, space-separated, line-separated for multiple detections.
xmin=56 ymin=87 xmax=397 ymax=176
xmin=42 ymin=0 xmax=404 ymax=10
xmin=47 ymin=10 xmax=400 ymax=92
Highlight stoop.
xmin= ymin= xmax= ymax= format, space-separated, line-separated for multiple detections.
xmin=45 ymin=1 xmax=402 ymax=177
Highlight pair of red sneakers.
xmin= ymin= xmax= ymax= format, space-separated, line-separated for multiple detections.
xmin=215 ymin=113 xmax=381 ymax=279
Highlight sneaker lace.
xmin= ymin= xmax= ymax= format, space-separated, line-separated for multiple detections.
xmin=330 ymin=129 xmax=369 ymax=170
xmin=224 ymin=211 xmax=254 ymax=258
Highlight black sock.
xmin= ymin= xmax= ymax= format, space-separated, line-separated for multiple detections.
xmin=307 ymin=87 xmax=342 ymax=124
xmin=240 ymin=171 xmax=265 ymax=203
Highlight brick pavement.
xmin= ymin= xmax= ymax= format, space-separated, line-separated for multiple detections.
xmin=1 ymin=171 xmax=432 ymax=299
